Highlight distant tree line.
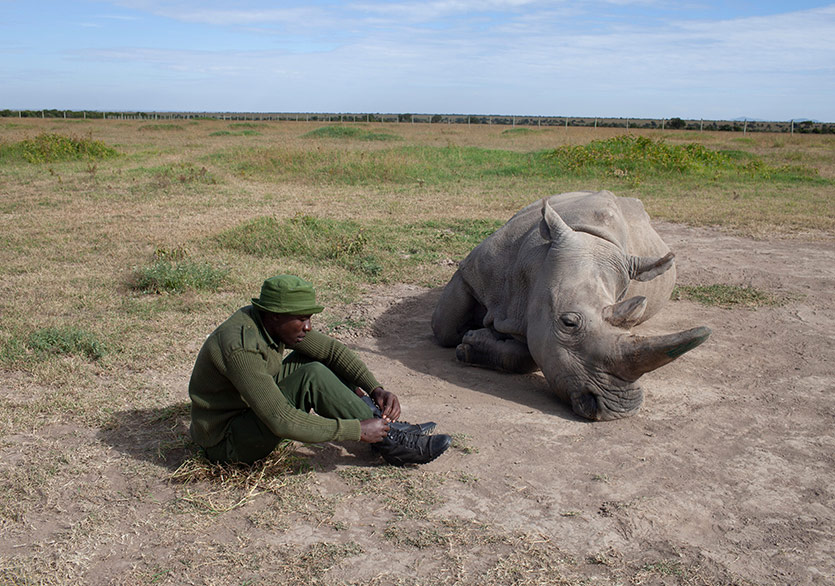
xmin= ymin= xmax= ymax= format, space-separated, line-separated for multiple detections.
xmin=1 ymin=109 xmax=832 ymax=134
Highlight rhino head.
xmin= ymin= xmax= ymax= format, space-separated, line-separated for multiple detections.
xmin=525 ymin=200 xmax=711 ymax=421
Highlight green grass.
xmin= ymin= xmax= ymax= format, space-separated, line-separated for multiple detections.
xmin=215 ymin=214 xmax=503 ymax=288
xmin=211 ymin=143 xmax=550 ymax=186
xmin=132 ymin=259 xmax=230 ymax=294
xmin=0 ymin=133 xmax=119 ymax=163
xmin=210 ymin=135 xmax=824 ymax=193
xmin=138 ymin=124 xmax=185 ymax=132
xmin=545 ymin=135 xmax=819 ymax=183
xmin=673 ymin=284 xmax=786 ymax=308
xmin=301 ymin=124 xmax=401 ymax=141
xmin=209 ymin=129 xmax=262 ymax=137
xmin=26 ymin=325 xmax=109 ymax=361
xmin=501 ymin=127 xmax=540 ymax=136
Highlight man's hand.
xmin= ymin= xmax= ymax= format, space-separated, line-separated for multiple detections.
xmin=360 ymin=418 xmax=389 ymax=443
xmin=369 ymin=387 xmax=401 ymax=422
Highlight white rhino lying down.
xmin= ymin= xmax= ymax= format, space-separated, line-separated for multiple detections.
xmin=431 ymin=190 xmax=711 ymax=421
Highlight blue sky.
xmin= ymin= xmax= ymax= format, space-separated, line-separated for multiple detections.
xmin=2 ymin=1 xmax=834 ymax=121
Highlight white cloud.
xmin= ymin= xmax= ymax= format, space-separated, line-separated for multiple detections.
xmin=7 ymin=0 xmax=834 ymax=118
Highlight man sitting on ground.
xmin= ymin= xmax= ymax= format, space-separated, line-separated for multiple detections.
xmin=188 ymin=274 xmax=451 ymax=466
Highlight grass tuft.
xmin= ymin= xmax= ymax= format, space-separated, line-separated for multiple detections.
xmin=26 ymin=326 xmax=109 ymax=361
xmin=673 ymin=284 xmax=786 ymax=308
xmin=131 ymin=247 xmax=229 ymax=294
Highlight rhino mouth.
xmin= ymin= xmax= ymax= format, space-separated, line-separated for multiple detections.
xmin=568 ymin=378 xmax=644 ymax=421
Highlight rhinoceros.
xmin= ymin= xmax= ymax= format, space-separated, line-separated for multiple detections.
xmin=431 ymin=190 xmax=711 ymax=421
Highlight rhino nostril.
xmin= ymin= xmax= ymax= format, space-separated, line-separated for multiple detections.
xmin=573 ymin=390 xmax=600 ymax=420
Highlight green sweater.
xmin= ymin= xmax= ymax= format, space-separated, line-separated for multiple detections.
xmin=188 ymin=306 xmax=381 ymax=448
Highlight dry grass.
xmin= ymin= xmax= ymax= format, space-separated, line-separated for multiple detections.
xmin=0 ymin=117 xmax=829 ymax=585
xmin=170 ymin=442 xmax=311 ymax=514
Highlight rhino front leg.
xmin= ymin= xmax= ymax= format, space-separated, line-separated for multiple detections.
xmin=456 ymin=328 xmax=538 ymax=373
xmin=432 ymin=272 xmax=486 ymax=347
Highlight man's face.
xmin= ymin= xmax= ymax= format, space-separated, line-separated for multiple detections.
xmin=264 ymin=313 xmax=313 ymax=347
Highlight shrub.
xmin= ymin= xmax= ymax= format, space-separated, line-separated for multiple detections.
xmin=0 ymin=133 xmax=119 ymax=163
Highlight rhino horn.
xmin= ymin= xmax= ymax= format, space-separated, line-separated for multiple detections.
xmin=628 ymin=251 xmax=675 ymax=282
xmin=603 ymin=296 xmax=648 ymax=328
xmin=539 ymin=198 xmax=573 ymax=242
xmin=618 ymin=326 xmax=712 ymax=380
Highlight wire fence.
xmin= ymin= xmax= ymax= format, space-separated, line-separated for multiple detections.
xmin=2 ymin=109 xmax=831 ymax=134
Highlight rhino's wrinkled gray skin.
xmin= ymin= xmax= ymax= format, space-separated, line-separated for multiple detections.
xmin=431 ymin=191 xmax=711 ymax=421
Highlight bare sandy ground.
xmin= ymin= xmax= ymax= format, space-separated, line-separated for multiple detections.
xmin=2 ymin=222 xmax=833 ymax=585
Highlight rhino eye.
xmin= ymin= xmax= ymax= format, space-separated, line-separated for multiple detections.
xmin=559 ymin=313 xmax=580 ymax=329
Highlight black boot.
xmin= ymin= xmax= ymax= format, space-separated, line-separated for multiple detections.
xmin=372 ymin=428 xmax=451 ymax=467
xmin=361 ymin=396 xmax=437 ymax=435
xmin=390 ymin=420 xmax=437 ymax=435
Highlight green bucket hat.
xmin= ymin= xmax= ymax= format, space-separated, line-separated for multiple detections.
xmin=251 ymin=275 xmax=324 ymax=315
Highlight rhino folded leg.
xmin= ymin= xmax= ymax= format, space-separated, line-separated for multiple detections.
xmin=456 ymin=328 xmax=538 ymax=373
xmin=432 ymin=272 xmax=487 ymax=347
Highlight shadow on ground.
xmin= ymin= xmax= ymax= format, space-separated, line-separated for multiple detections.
xmin=98 ymin=403 xmax=385 ymax=473
xmin=358 ymin=286 xmax=583 ymax=423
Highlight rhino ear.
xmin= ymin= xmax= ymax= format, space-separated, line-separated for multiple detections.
xmin=628 ymin=251 xmax=675 ymax=282
xmin=539 ymin=199 xmax=573 ymax=242
xmin=603 ymin=296 xmax=648 ymax=328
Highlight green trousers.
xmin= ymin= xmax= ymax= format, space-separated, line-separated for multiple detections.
xmin=204 ymin=352 xmax=374 ymax=464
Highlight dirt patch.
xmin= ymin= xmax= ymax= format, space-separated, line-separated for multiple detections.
xmin=1 ymin=222 xmax=833 ymax=585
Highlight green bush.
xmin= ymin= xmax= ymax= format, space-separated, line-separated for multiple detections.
xmin=0 ymin=133 xmax=119 ymax=163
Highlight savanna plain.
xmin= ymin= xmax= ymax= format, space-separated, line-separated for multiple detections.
xmin=0 ymin=118 xmax=833 ymax=585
